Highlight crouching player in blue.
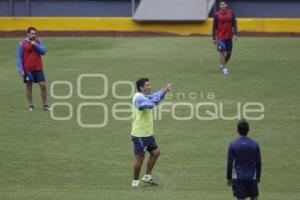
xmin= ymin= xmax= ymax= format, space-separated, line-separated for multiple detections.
xmin=131 ymin=78 xmax=171 ymax=187
xmin=227 ymin=120 xmax=262 ymax=200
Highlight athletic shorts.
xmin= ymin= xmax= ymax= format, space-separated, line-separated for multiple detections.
xmin=232 ymin=180 xmax=259 ymax=199
xmin=24 ymin=70 xmax=45 ymax=83
xmin=217 ymin=39 xmax=233 ymax=52
xmin=131 ymin=136 xmax=158 ymax=156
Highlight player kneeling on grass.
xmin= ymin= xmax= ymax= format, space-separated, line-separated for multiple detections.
xmin=212 ymin=0 xmax=238 ymax=75
xmin=227 ymin=120 xmax=262 ymax=200
xmin=17 ymin=27 xmax=50 ymax=111
xmin=131 ymin=78 xmax=171 ymax=187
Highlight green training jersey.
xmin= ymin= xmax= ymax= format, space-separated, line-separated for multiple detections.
xmin=131 ymin=92 xmax=154 ymax=137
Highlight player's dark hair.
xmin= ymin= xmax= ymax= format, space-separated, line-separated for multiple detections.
xmin=237 ymin=119 xmax=249 ymax=136
xmin=136 ymin=77 xmax=149 ymax=92
xmin=27 ymin=27 xmax=37 ymax=33
xmin=219 ymin=0 xmax=227 ymax=4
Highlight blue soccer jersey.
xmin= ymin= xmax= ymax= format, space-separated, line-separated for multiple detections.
xmin=227 ymin=137 xmax=261 ymax=181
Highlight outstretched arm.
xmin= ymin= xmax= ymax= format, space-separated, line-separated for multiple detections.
xmin=147 ymin=90 xmax=166 ymax=105
xmin=135 ymin=90 xmax=166 ymax=110
xmin=135 ymin=95 xmax=155 ymax=110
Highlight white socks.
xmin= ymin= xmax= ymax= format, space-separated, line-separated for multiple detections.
xmin=144 ymin=174 xmax=152 ymax=179
xmin=223 ymin=68 xmax=229 ymax=75
xmin=132 ymin=180 xmax=140 ymax=187
xmin=142 ymin=174 xmax=153 ymax=182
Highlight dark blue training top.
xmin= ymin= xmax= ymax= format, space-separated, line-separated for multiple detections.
xmin=227 ymin=136 xmax=261 ymax=181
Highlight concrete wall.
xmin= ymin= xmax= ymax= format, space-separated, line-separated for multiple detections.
xmin=2 ymin=17 xmax=300 ymax=34
xmin=0 ymin=0 xmax=132 ymax=17
xmin=0 ymin=0 xmax=300 ymax=18
xmin=229 ymin=0 xmax=300 ymax=18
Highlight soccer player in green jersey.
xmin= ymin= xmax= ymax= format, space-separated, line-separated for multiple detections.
xmin=131 ymin=77 xmax=170 ymax=187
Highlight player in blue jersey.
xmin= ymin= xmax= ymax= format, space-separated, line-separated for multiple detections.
xmin=227 ymin=120 xmax=262 ymax=200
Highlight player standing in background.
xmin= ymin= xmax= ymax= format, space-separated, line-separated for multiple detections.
xmin=227 ymin=120 xmax=262 ymax=200
xmin=17 ymin=27 xmax=50 ymax=111
xmin=212 ymin=0 xmax=238 ymax=75
xmin=131 ymin=78 xmax=170 ymax=187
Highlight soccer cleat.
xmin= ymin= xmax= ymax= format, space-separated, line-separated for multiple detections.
xmin=131 ymin=180 xmax=141 ymax=187
xmin=141 ymin=176 xmax=159 ymax=186
xmin=43 ymin=105 xmax=51 ymax=111
xmin=28 ymin=105 xmax=34 ymax=112
xmin=223 ymin=68 xmax=229 ymax=75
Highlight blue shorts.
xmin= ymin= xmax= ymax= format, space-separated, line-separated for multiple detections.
xmin=232 ymin=180 xmax=259 ymax=199
xmin=217 ymin=39 xmax=233 ymax=52
xmin=131 ymin=136 xmax=158 ymax=156
xmin=24 ymin=70 xmax=45 ymax=83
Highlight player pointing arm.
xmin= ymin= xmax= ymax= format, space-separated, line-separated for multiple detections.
xmin=131 ymin=78 xmax=170 ymax=187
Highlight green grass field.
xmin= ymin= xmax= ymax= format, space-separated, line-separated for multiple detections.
xmin=0 ymin=37 xmax=300 ymax=200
